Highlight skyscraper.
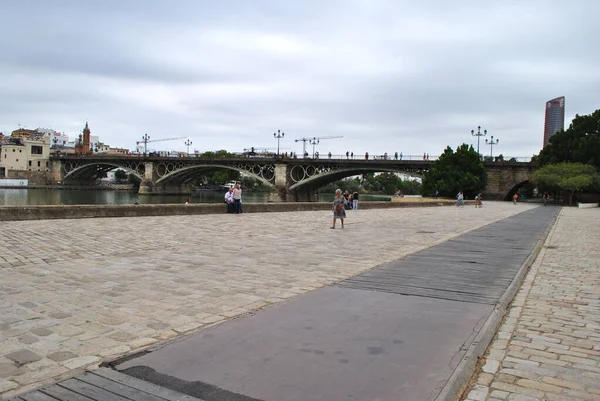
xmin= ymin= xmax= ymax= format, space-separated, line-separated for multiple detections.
xmin=543 ymin=96 xmax=565 ymax=148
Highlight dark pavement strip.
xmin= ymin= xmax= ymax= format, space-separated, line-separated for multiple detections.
xmin=111 ymin=206 xmax=559 ymax=401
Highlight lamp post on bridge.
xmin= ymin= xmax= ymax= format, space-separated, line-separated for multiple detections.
xmin=142 ymin=134 xmax=150 ymax=156
xmin=273 ymin=130 xmax=284 ymax=156
xmin=485 ymin=136 xmax=499 ymax=160
xmin=185 ymin=139 xmax=192 ymax=156
xmin=471 ymin=126 xmax=487 ymax=158
xmin=309 ymin=137 xmax=319 ymax=158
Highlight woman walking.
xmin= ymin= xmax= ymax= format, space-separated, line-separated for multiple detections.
xmin=331 ymin=189 xmax=347 ymax=229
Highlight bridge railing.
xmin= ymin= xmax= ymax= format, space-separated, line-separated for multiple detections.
xmin=50 ymin=152 xmax=534 ymax=163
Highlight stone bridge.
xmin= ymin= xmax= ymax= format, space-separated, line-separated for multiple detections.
xmin=50 ymin=155 xmax=535 ymax=201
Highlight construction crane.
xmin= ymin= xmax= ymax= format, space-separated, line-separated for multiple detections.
xmin=243 ymin=147 xmax=290 ymax=157
xmin=294 ymin=136 xmax=343 ymax=158
xmin=137 ymin=135 xmax=188 ymax=155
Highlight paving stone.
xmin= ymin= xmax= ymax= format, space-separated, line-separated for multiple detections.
xmin=18 ymin=334 xmax=39 ymax=345
xmin=5 ymin=349 xmax=42 ymax=365
xmin=46 ymin=351 xmax=79 ymax=362
xmin=30 ymin=328 xmax=53 ymax=337
xmin=0 ymin=362 xmax=23 ymax=378
xmin=0 ymin=380 xmax=19 ymax=393
xmin=59 ymin=355 xmax=101 ymax=370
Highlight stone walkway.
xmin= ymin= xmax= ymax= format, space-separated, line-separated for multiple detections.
xmin=0 ymin=202 xmax=535 ymax=398
xmin=463 ymin=207 xmax=600 ymax=401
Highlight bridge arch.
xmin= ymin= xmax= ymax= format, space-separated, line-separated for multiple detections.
xmin=289 ymin=166 xmax=423 ymax=192
xmin=155 ymin=164 xmax=275 ymax=188
xmin=63 ymin=161 xmax=144 ymax=182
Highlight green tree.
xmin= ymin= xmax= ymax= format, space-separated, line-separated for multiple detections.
xmin=421 ymin=144 xmax=487 ymax=198
xmin=531 ymin=162 xmax=600 ymax=206
xmin=114 ymin=169 xmax=128 ymax=182
xmin=537 ymin=109 xmax=600 ymax=169
xmin=210 ymin=169 xmax=240 ymax=185
xmin=127 ymin=173 xmax=141 ymax=190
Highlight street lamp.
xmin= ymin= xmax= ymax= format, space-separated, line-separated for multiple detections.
xmin=273 ymin=130 xmax=284 ymax=156
xmin=309 ymin=137 xmax=319 ymax=158
xmin=52 ymin=137 xmax=58 ymax=149
xmin=485 ymin=136 xmax=499 ymax=160
xmin=471 ymin=126 xmax=487 ymax=157
xmin=185 ymin=139 xmax=192 ymax=156
xmin=141 ymin=134 xmax=150 ymax=156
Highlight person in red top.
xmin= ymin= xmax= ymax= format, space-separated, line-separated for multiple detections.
xmin=513 ymin=193 xmax=518 ymax=205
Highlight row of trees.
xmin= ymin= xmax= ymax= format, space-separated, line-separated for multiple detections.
xmin=417 ymin=108 xmax=600 ymax=202
xmin=320 ymin=173 xmax=422 ymax=195
xmin=531 ymin=109 xmax=600 ymax=204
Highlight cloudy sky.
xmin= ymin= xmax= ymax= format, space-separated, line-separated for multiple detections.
xmin=1 ymin=0 xmax=598 ymax=158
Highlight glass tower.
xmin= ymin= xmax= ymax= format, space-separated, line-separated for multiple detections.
xmin=543 ymin=96 xmax=565 ymax=148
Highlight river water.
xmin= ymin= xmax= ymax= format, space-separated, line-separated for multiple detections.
xmin=0 ymin=188 xmax=392 ymax=206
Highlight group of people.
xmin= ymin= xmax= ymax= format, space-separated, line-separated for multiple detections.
xmin=331 ymin=190 xmax=359 ymax=229
xmin=455 ymin=191 xmax=484 ymax=208
xmin=224 ymin=184 xmax=243 ymax=214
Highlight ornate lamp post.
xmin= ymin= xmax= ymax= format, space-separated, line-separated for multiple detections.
xmin=485 ymin=136 xmax=499 ymax=160
xmin=141 ymin=133 xmax=150 ymax=156
xmin=273 ymin=130 xmax=284 ymax=156
xmin=309 ymin=137 xmax=319 ymax=158
xmin=185 ymin=139 xmax=192 ymax=156
xmin=471 ymin=126 xmax=487 ymax=157
xmin=52 ymin=137 xmax=58 ymax=149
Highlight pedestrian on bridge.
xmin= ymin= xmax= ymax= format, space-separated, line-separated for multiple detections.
xmin=394 ymin=152 xmax=398 ymax=160
xmin=365 ymin=152 xmax=369 ymax=160
xmin=351 ymin=152 xmax=354 ymax=159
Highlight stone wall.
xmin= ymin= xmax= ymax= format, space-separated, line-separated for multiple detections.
xmin=4 ymin=170 xmax=52 ymax=185
xmin=0 ymin=200 xmax=459 ymax=221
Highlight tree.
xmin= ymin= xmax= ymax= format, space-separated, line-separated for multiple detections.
xmin=537 ymin=109 xmax=600 ymax=169
xmin=531 ymin=162 xmax=600 ymax=205
xmin=421 ymin=144 xmax=487 ymax=198
xmin=114 ymin=169 xmax=128 ymax=183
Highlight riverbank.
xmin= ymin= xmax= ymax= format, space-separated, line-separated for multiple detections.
xmin=0 ymin=199 xmax=458 ymax=221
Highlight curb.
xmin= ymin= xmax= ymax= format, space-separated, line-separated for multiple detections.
xmin=434 ymin=206 xmax=561 ymax=401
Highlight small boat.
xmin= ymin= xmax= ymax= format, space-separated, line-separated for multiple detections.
xmin=220 ymin=181 xmax=238 ymax=190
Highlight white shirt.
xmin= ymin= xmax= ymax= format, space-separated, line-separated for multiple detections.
xmin=225 ymin=191 xmax=234 ymax=203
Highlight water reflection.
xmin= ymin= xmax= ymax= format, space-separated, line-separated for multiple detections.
xmin=0 ymin=188 xmax=391 ymax=206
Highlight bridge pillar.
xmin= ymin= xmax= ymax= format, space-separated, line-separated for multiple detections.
xmin=50 ymin=159 xmax=63 ymax=183
xmin=138 ymin=162 xmax=158 ymax=194
xmin=268 ymin=163 xmax=289 ymax=202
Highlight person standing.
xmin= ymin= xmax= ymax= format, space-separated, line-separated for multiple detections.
xmin=394 ymin=152 xmax=398 ymax=160
xmin=233 ymin=183 xmax=242 ymax=214
xmin=224 ymin=187 xmax=234 ymax=213
xmin=352 ymin=191 xmax=359 ymax=210
xmin=331 ymin=189 xmax=347 ymax=229
xmin=513 ymin=193 xmax=518 ymax=205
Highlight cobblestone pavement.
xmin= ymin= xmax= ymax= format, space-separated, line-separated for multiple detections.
xmin=463 ymin=207 xmax=600 ymax=401
xmin=0 ymin=202 xmax=536 ymax=398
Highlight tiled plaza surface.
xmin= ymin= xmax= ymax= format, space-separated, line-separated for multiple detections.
xmin=463 ymin=207 xmax=600 ymax=401
xmin=0 ymin=202 xmax=537 ymax=398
